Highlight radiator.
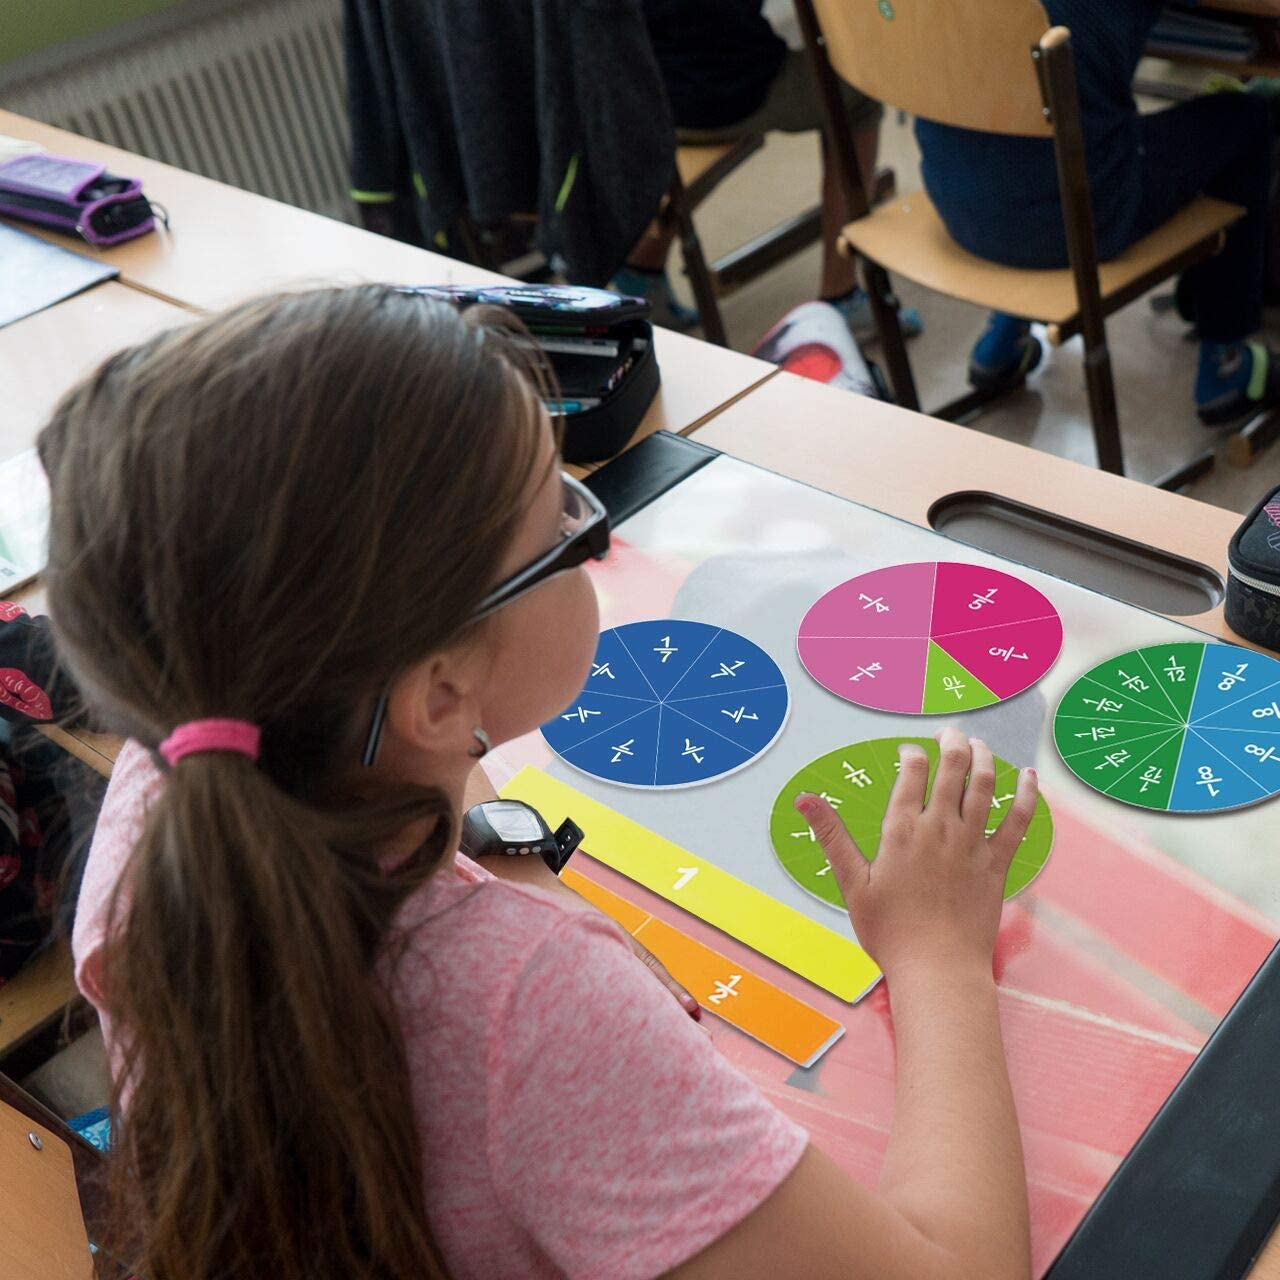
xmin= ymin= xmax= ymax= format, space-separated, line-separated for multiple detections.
xmin=0 ymin=0 xmax=354 ymax=225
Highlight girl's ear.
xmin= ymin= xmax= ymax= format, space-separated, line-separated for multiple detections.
xmin=385 ymin=653 xmax=481 ymax=760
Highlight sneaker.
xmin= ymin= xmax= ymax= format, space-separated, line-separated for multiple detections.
xmin=832 ymin=286 xmax=924 ymax=342
xmin=968 ymin=312 xmax=1043 ymax=389
xmin=1196 ymin=339 xmax=1280 ymax=425
xmin=609 ymin=266 xmax=699 ymax=331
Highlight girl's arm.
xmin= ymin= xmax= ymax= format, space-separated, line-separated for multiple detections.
xmin=462 ymin=765 xmax=701 ymax=1017
xmin=666 ymin=729 xmax=1035 ymax=1280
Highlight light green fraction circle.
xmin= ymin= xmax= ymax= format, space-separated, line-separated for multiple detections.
xmin=769 ymin=737 xmax=1054 ymax=910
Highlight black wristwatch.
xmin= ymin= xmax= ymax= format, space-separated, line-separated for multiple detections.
xmin=459 ymin=800 xmax=584 ymax=875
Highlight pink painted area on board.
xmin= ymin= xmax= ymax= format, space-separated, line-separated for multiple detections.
xmin=798 ymin=561 xmax=937 ymax=640
xmin=929 ymin=561 xmax=1059 ymax=638
xmin=932 ymin=615 xmax=1064 ymax=699
xmin=797 ymin=634 xmax=929 ymax=712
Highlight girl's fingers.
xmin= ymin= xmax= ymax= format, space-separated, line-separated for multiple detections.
xmin=794 ymin=792 xmax=869 ymax=910
xmin=988 ymin=767 xmax=1039 ymax=871
xmin=930 ymin=727 xmax=972 ymax=815
xmin=961 ymin=737 xmax=996 ymax=829
xmin=628 ymin=936 xmax=703 ymax=1021
xmin=887 ymin=742 xmax=929 ymax=817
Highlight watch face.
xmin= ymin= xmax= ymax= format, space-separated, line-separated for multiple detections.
xmin=486 ymin=801 xmax=544 ymax=843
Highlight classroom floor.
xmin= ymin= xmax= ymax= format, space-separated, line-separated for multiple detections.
xmin=674 ymin=50 xmax=1280 ymax=516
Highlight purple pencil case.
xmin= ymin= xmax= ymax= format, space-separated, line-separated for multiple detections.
xmin=0 ymin=151 xmax=159 ymax=247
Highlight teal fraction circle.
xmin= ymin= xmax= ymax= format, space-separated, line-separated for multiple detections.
xmin=1054 ymin=641 xmax=1280 ymax=814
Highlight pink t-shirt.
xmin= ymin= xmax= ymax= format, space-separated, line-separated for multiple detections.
xmin=74 ymin=741 xmax=808 ymax=1279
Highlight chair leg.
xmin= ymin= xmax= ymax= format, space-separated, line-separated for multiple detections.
xmin=1153 ymin=450 xmax=1215 ymax=492
xmin=668 ymin=180 xmax=729 ymax=347
xmin=1081 ymin=334 xmax=1125 ymax=475
xmin=862 ymin=261 xmax=920 ymax=411
xmin=1226 ymin=404 xmax=1280 ymax=469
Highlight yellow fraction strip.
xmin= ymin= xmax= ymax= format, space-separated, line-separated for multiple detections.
xmin=502 ymin=766 xmax=882 ymax=1003
xmin=561 ymin=865 xmax=845 ymax=1067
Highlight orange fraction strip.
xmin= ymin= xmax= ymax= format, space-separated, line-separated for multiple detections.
xmin=562 ymin=866 xmax=845 ymax=1069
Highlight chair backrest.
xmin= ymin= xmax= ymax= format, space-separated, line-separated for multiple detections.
xmin=0 ymin=1100 xmax=93 ymax=1280
xmin=808 ymin=0 xmax=1055 ymax=137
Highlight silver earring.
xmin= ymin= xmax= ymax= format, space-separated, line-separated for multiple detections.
xmin=468 ymin=727 xmax=491 ymax=759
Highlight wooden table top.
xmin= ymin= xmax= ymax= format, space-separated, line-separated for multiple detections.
xmin=2 ymin=283 xmax=191 ymax=464
xmin=0 ymin=110 xmax=504 ymax=310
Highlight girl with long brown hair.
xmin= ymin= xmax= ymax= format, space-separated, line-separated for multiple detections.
xmin=43 ymin=284 xmax=1038 ymax=1280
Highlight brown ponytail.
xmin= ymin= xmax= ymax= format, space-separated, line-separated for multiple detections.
xmin=38 ymin=287 xmax=550 ymax=1279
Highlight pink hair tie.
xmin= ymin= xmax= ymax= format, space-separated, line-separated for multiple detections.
xmin=159 ymin=718 xmax=261 ymax=766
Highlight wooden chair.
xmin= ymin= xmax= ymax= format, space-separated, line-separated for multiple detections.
xmin=793 ymin=0 xmax=1245 ymax=490
xmin=0 ymin=1093 xmax=93 ymax=1279
xmin=0 ymin=941 xmax=80 ymax=1062
xmin=663 ymin=139 xmax=895 ymax=347
xmin=662 ymin=138 xmax=822 ymax=346
xmin=460 ymin=139 xmax=828 ymax=348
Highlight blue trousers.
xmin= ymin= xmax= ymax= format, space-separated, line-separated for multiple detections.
xmin=939 ymin=93 xmax=1272 ymax=344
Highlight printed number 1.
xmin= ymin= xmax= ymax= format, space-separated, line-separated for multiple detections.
xmin=673 ymin=867 xmax=698 ymax=891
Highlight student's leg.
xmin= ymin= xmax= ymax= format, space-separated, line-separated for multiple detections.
xmin=626 ymin=220 xmax=677 ymax=274
xmin=628 ymin=48 xmax=922 ymax=337
xmin=760 ymin=52 xmax=923 ymax=336
xmin=1128 ymin=92 xmax=1269 ymax=340
xmin=1128 ymin=92 xmax=1280 ymax=421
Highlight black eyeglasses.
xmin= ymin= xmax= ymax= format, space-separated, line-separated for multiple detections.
xmin=361 ymin=472 xmax=609 ymax=767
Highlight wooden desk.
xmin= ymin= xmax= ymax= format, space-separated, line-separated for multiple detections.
xmin=2 ymin=282 xmax=190 ymax=464
xmin=697 ymin=369 xmax=1280 ymax=1280
xmin=1203 ymin=0 xmax=1280 ymax=20
xmin=0 ymin=1098 xmax=91 ymax=1280
xmin=1154 ymin=0 xmax=1280 ymax=77
xmin=0 ymin=110 xmax=504 ymax=311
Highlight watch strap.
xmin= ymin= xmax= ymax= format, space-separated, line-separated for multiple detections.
xmin=547 ymin=817 xmax=584 ymax=874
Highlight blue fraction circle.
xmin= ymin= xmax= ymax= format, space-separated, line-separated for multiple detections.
xmin=541 ymin=619 xmax=791 ymax=789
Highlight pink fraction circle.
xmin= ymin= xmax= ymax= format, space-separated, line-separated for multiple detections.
xmin=797 ymin=561 xmax=1064 ymax=714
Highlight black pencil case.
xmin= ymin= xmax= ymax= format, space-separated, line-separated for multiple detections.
xmin=401 ymin=284 xmax=660 ymax=465
xmin=1226 ymin=485 xmax=1280 ymax=651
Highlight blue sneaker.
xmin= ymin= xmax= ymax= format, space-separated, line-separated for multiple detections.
xmin=969 ymin=312 xmax=1042 ymax=389
xmin=609 ymin=267 xmax=699 ymax=331
xmin=1196 ymin=339 xmax=1280 ymax=425
xmin=832 ymin=286 xmax=924 ymax=341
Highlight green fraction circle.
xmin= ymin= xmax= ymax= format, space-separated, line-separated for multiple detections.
xmin=878 ymin=0 xmax=895 ymax=17
xmin=769 ymin=737 xmax=1054 ymax=910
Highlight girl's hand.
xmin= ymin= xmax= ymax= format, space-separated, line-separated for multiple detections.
xmin=794 ymin=727 xmax=1038 ymax=979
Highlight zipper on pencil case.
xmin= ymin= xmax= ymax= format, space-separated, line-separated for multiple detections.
xmin=0 ymin=188 xmax=78 ymax=220
xmin=0 ymin=187 xmax=151 ymax=237
xmin=1229 ymin=564 xmax=1280 ymax=597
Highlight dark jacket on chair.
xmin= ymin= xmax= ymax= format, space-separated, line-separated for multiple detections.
xmin=343 ymin=0 xmax=676 ymax=284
